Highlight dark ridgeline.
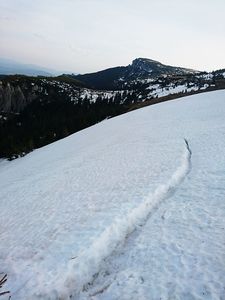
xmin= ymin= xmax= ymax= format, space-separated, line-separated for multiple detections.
xmin=74 ymin=58 xmax=197 ymax=90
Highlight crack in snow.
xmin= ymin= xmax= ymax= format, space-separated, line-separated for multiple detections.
xmin=42 ymin=139 xmax=192 ymax=299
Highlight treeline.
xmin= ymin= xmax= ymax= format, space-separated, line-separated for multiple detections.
xmin=0 ymin=95 xmax=125 ymax=159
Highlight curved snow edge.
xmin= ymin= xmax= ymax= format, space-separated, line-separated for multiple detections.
xmin=35 ymin=140 xmax=192 ymax=299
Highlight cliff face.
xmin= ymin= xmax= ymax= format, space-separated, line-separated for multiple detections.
xmin=0 ymin=81 xmax=39 ymax=113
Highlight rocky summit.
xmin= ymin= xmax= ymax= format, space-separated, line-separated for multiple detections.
xmin=74 ymin=58 xmax=198 ymax=89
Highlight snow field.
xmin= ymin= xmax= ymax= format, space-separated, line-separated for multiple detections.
xmin=0 ymin=90 xmax=225 ymax=299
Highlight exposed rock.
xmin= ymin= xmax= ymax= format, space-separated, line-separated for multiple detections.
xmin=0 ymin=82 xmax=39 ymax=113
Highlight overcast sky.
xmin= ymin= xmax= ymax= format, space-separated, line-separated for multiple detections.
xmin=0 ymin=0 xmax=225 ymax=73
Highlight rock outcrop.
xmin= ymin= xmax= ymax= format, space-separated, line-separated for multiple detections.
xmin=0 ymin=81 xmax=39 ymax=113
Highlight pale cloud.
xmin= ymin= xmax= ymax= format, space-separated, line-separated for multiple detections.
xmin=0 ymin=0 xmax=225 ymax=73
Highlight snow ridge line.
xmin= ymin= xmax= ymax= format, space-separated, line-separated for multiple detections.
xmin=36 ymin=140 xmax=192 ymax=299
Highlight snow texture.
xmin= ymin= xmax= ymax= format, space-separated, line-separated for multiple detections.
xmin=57 ymin=140 xmax=192 ymax=299
xmin=0 ymin=90 xmax=225 ymax=299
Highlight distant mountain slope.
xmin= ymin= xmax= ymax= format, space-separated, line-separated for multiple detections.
xmin=73 ymin=66 xmax=127 ymax=90
xmin=74 ymin=58 xmax=198 ymax=89
xmin=0 ymin=58 xmax=64 ymax=76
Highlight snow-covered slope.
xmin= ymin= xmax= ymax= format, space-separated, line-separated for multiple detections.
xmin=0 ymin=91 xmax=225 ymax=299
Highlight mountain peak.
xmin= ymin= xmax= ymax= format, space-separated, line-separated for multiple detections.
xmin=128 ymin=57 xmax=197 ymax=79
xmin=132 ymin=58 xmax=161 ymax=65
xmin=130 ymin=58 xmax=163 ymax=74
xmin=74 ymin=58 xmax=198 ymax=89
